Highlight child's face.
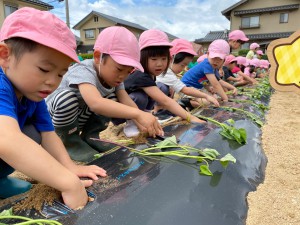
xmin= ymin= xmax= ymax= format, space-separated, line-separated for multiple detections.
xmin=208 ymin=56 xmax=224 ymax=69
xmin=4 ymin=44 xmax=72 ymax=101
xmin=147 ymin=55 xmax=168 ymax=76
xmin=171 ymin=56 xmax=192 ymax=74
xmin=99 ymin=56 xmax=134 ymax=87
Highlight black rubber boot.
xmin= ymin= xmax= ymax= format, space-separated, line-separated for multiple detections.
xmin=80 ymin=114 xmax=115 ymax=152
xmin=55 ymin=121 xmax=99 ymax=163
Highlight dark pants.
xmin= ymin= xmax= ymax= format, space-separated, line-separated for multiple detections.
xmin=156 ymin=82 xmax=170 ymax=97
xmin=0 ymin=124 xmax=41 ymax=178
xmin=129 ymin=90 xmax=156 ymax=111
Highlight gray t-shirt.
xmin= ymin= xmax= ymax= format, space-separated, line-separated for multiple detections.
xmin=46 ymin=59 xmax=124 ymax=108
xmin=156 ymin=68 xmax=186 ymax=93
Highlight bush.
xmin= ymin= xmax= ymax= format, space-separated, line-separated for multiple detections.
xmin=79 ymin=53 xmax=93 ymax=60
xmin=238 ymin=49 xmax=250 ymax=56
xmin=261 ymin=54 xmax=268 ymax=60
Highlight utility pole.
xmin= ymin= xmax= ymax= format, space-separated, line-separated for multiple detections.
xmin=65 ymin=0 xmax=70 ymax=28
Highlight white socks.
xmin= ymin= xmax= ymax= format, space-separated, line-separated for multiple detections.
xmin=124 ymin=120 xmax=140 ymax=137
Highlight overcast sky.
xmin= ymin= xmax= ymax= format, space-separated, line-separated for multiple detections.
xmin=49 ymin=0 xmax=241 ymax=41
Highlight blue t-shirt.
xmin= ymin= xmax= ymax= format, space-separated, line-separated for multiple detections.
xmin=0 ymin=69 xmax=54 ymax=132
xmin=182 ymin=58 xmax=215 ymax=89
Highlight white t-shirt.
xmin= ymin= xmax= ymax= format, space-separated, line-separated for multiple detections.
xmin=156 ymin=68 xmax=186 ymax=93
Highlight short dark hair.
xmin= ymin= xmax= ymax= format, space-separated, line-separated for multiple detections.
xmin=4 ymin=37 xmax=38 ymax=62
xmin=173 ymin=52 xmax=194 ymax=64
xmin=140 ymin=46 xmax=171 ymax=75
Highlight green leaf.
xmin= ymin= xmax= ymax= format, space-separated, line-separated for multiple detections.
xmin=227 ymin=118 xmax=235 ymax=125
xmin=0 ymin=208 xmax=13 ymax=217
xmin=155 ymin=135 xmax=177 ymax=148
xmin=201 ymin=148 xmax=220 ymax=160
xmin=220 ymin=154 xmax=236 ymax=168
xmin=199 ymin=164 xmax=213 ymax=176
xmin=94 ymin=153 xmax=104 ymax=159
xmin=238 ymin=128 xmax=247 ymax=144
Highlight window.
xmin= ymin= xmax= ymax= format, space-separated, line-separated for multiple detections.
xmin=4 ymin=4 xmax=18 ymax=17
xmin=241 ymin=16 xmax=260 ymax=28
xmin=94 ymin=16 xmax=98 ymax=22
xmin=280 ymin=13 xmax=289 ymax=23
xmin=84 ymin=29 xmax=95 ymax=39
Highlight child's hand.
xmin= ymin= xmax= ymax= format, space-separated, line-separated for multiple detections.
xmin=61 ymin=180 xmax=89 ymax=210
xmin=190 ymin=115 xmax=206 ymax=124
xmin=136 ymin=111 xmax=164 ymax=137
xmin=206 ymin=95 xmax=220 ymax=107
xmin=68 ymin=164 xmax=107 ymax=181
xmin=232 ymin=88 xmax=238 ymax=95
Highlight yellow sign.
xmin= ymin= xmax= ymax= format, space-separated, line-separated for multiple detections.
xmin=267 ymin=30 xmax=300 ymax=94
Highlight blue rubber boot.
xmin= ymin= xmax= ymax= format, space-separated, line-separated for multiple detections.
xmin=0 ymin=176 xmax=32 ymax=199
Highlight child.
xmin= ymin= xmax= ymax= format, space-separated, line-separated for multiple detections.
xmin=181 ymin=39 xmax=231 ymax=102
xmin=227 ymin=30 xmax=249 ymax=50
xmin=0 ymin=7 xmax=106 ymax=209
xmin=246 ymin=43 xmax=260 ymax=59
xmin=46 ymin=26 xmax=163 ymax=156
xmin=156 ymin=38 xmax=219 ymax=110
xmin=256 ymin=50 xmax=264 ymax=59
xmin=124 ymin=29 xmax=204 ymax=124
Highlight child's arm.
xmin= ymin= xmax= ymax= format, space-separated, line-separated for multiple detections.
xmin=79 ymin=83 xmax=163 ymax=136
xmin=143 ymin=86 xmax=205 ymax=123
xmin=237 ymin=71 xmax=257 ymax=84
xmin=180 ymin=86 xmax=220 ymax=107
xmin=41 ymin=131 xmax=107 ymax=180
xmin=219 ymin=80 xmax=238 ymax=95
xmin=206 ymin=74 xmax=228 ymax=101
xmin=0 ymin=116 xmax=88 ymax=209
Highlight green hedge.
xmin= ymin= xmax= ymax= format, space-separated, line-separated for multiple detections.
xmin=79 ymin=53 xmax=94 ymax=59
xmin=238 ymin=49 xmax=250 ymax=56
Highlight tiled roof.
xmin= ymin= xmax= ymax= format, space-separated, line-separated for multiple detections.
xmin=194 ymin=31 xmax=294 ymax=44
xmin=73 ymin=11 xmax=147 ymax=31
xmin=234 ymin=4 xmax=299 ymax=16
xmin=21 ymin=0 xmax=53 ymax=9
xmin=194 ymin=31 xmax=228 ymax=43
xmin=247 ymin=32 xmax=293 ymax=40
xmin=222 ymin=0 xmax=248 ymax=20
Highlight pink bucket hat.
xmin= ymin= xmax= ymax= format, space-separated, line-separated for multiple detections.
xmin=170 ymin=39 xmax=197 ymax=56
xmin=256 ymin=50 xmax=263 ymax=55
xmin=139 ymin=29 xmax=173 ymax=50
xmin=208 ymin=39 xmax=230 ymax=60
xmin=236 ymin=56 xmax=248 ymax=67
xmin=224 ymin=54 xmax=237 ymax=66
xmin=94 ymin=26 xmax=143 ymax=72
xmin=250 ymin=43 xmax=260 ymax=50
xmin=0 ymin=7 xmax=79 ymax=63
xmin=197 ymin=54 xmax=207 ymax=63
xmin=228 ymin=30 xmax=249 ymax=42
xmin=250 ymin=58 xmax=260 ymax=67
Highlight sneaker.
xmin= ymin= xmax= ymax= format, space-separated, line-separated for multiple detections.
xmin=123 ymin=120 xmax=140 ymax=137
xmin=153 ymin=110 xmax=174 ymax=124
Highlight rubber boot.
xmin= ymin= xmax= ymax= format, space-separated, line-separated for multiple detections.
xmin=80 ymin=114 xmax=114 ymax=152
xmin=55 ymin=121 xmax=99 ymax=163
xmin=0 ymin=160 xmax=31 ymax=199
xmin=0 ymin=177 xmax=32 ymax=199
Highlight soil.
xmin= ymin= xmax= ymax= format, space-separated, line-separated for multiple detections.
xmin=246 ymin=91 xmax=300 ymax=225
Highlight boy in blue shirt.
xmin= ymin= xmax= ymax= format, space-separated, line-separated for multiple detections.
xmin=0 ymin=7 xmax=106 ymax=209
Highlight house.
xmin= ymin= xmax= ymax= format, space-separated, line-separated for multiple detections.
xmin=73 ymin=11 xmax=177 ymax=54
xmin=0 ymin=0 xmax=53 ymax=27
xmin=195 ymin=0 xmax=300 ymax=52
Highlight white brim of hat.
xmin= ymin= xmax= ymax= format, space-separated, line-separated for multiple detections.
xmin=111 ymin=54 xmax=144 ymax=72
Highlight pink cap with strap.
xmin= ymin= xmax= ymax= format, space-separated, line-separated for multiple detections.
xmin=250 ymin=43 xmax=260 ymax=50
xmin=139 ymin=29 xmax=173 ymax=50
xmin=94 ymin=26 xmax=143 ymax=72
xmin=0 ymin=7 xmax=79 ymax=62
xmin=170 ymin=39 xmax=197 ymax=56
